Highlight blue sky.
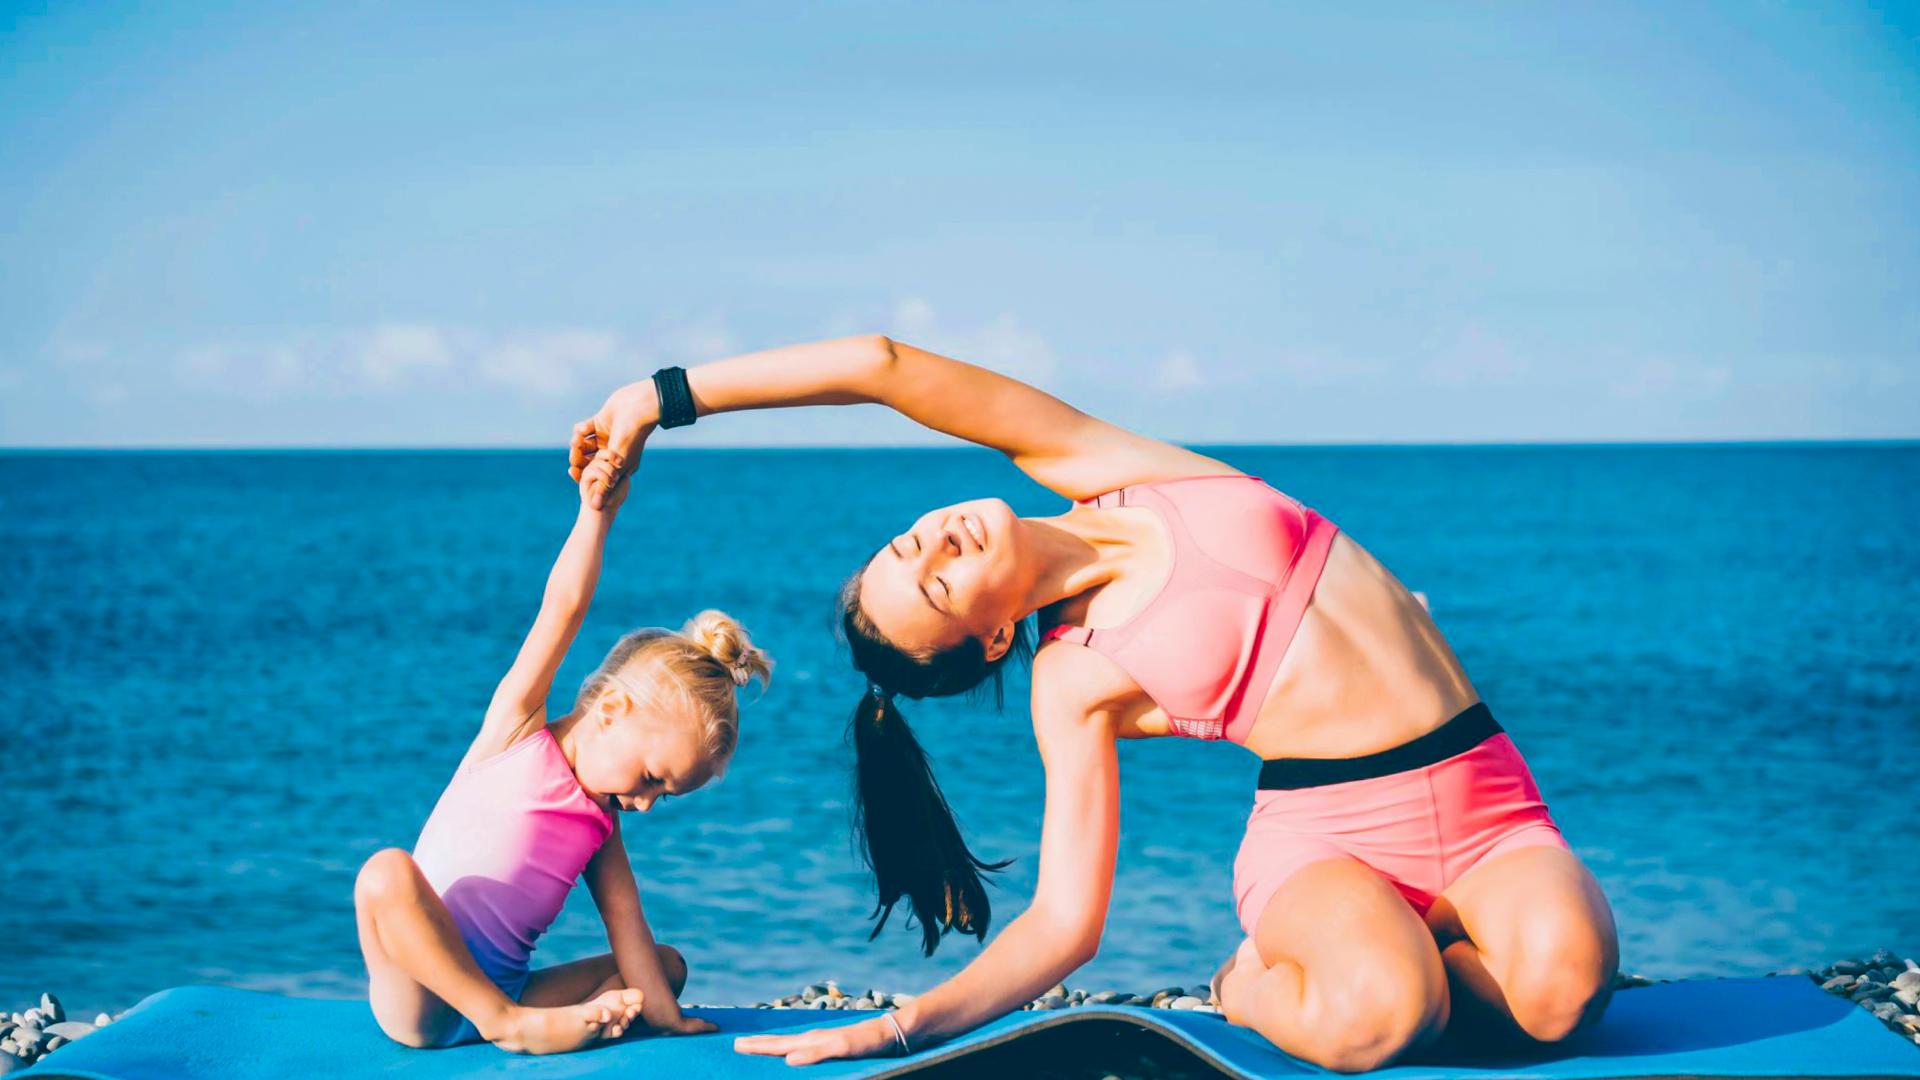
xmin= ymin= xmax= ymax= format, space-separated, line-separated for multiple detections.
xmin=2 ymin=2 xmax=1915 ymax=446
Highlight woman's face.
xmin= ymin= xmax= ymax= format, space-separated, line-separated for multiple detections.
xmin=858 ymin=497 xmax=1026 ymax=658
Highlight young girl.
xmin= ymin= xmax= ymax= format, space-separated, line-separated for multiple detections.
xmin=352 ymin=455 xmax=773 ymax=1053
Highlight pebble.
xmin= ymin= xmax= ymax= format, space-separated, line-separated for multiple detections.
xmin=1833 ymin=959 xmax=1869 ymax=976
xmin=1169 ymin=995 xmax=1203 ymax=1010
xmin=1822 ymin=975 xmax=1854 ymax=992
xmin=95 ymin=1013 xmax=112 ymax=1027
xmin=44 ymin=1021 xmax=94 ymax=1041
xmin=1894 ymin=971 xmax=1920 ymax=992
xmin=37 ymin=996 xmax=60 ymax=1025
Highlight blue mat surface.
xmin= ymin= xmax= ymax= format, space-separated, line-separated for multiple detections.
xmin=19 ymin=976 xmax=1920 ymax=1079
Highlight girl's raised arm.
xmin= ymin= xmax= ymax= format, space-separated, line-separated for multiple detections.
xmin=571 ymin=335 xmax=1237 ymax=506
xmin=468 ymin=460 xmax=629 ymax=763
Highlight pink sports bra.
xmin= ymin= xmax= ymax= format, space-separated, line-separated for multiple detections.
xmin=1039 ymin=474 xmax=1339 ymax=744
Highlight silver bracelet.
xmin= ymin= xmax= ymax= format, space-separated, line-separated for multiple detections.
xmin=880 ymin=1010 xmax=912 ymax=1056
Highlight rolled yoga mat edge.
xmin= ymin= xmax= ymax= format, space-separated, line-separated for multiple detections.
xmin=17 ymin=976 xmax=1920 ymax=1080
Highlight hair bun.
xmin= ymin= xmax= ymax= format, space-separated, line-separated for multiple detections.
xmin=683 ymin=609 xmax=773 ymax=689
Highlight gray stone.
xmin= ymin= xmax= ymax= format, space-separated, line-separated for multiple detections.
xmin=1036 ymin=995 xmax=1067 ymax=1010
xmin=1087 ymin=991 xmax=1124 ymax=1005
xmin=37 ymin=996 xmax=61 ymax=1025
xmin=1194 ymin=1004 xmax=1221 ymax=1014
xmin=801 ymin=984 xmax=826 ymax=1002
xmin=1833 ymin=959 xmax=1868 ymax=976
xmin=1895 ymin=988 xmax=1919 ymax=1008
xmin=1169 ymin=996 xmax=1204 ymax=1010
xmin=45 ymin=1021 xmax=94 ymax=1041
xmin=1045 ymin=982 xmax=1067 ymax=999
xmin=94 ymin=1014 xmax=112 ymax=1027
xmin=15 ymin=1013 xmax=38 ymax=1032
xmin=1872 ymin=1002 xmax=1902 ymax=1023
xmin=6 ymin=1029 xmax=37 ymax=1051
xmin=43 ymin=1036 xmax=65 ymax=1052
xmin=1822 ymin=976 xmax=1855 ymax=992
xmin=892 ymin=993 xmax=915 ymax=1007
xmin=1871 ymin=948 xmax=1897 ymax=967
xmin=851 ymin=999 xmax=876 ymax=1010
xmin=1893 ymin=971 xmax=1920 ymax=993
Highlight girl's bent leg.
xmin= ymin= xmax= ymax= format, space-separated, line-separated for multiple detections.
xmin=1216 ymin=858 xmax=1450 ymax=1073
xmin=519 ymin=945 xmax=689 ymax=1007
xmin=1425 ymin=843 xmax=1618 ymax=1046
xmin=354 ymin=848 xmax=646 ymax=1053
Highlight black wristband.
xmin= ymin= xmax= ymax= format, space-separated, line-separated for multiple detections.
xmin=651 ymin=366 xmax=698 ymax=429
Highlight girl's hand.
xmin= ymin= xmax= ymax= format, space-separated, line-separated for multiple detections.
xmin=652 ymin=1013 xmax=718 ymax=1037
xmin=578 ymin=455 xmax=630 ymax=513
xmin=734 ymin=1016 xmax=904 ymax=1066
xmin=569 ymin=381 xmax=659 ymax=509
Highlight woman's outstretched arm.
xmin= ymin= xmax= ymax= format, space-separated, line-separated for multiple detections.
xmin=733 ymin=645 xmax=1123 ymax=1065
xmin=570 ymin=335 xmax=1236 ymax=506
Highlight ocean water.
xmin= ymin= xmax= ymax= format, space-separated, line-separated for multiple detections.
xmin=2 ymin=445 xmax=1916 ymax=1018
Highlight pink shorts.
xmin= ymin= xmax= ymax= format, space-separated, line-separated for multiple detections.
xmin=1232 ymin=730 xmax=1569 ymax=934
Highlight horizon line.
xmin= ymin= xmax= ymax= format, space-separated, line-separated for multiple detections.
xmin=4 ymin=437 xmax=1918 ymax=453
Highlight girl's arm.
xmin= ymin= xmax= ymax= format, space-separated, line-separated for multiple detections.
xmin=570 ymin=335 xmax=1237 ymax=507
xmin=735 ymin=645 xmax=1122 ymax=1065
xmin=583 ymin=816 xmax=715 ymax=1035
xmin=465 ymin=461 xmax=629 ymax=766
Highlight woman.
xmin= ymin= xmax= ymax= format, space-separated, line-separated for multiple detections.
xmin=569 ymin=335 xmax=1618 ymax=1072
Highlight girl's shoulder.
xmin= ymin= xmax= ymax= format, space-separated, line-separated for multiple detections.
xmin=455 ymin=711 xmax=551 ymax=775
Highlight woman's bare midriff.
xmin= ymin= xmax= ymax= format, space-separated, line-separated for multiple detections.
xmin=1237 ymin=532 xmax=1480 ymax=761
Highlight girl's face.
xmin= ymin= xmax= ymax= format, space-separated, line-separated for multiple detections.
xmin=857 ymin=497 xmax=1026 ymax=658
xmin=575 ymin=692 xmax=717 ymax=813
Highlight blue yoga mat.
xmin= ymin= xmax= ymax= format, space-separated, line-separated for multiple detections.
xmin=19 ymin=976 xmax=1920 ymax=1079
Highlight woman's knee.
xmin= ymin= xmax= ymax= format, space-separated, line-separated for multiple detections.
xmin=1503 ymin=930 xmax=1615 ymax=1042
xmin=1506 ymin=967 xmax=1611 ymax=1043
xmin=355 ymin=848 xmax=424 ymax=910
xmin=1305 ymin=957 xmax=1449 ymax=1071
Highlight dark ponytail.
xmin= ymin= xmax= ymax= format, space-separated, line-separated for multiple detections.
xmin=849 ymin=687 xmax=1011 ymax=954
xmin=837 ymin=568 xmax=1034 ymax=955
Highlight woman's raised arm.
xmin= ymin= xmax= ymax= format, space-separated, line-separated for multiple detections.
xmin=571 ymin=335 xmax=1236 ymax=506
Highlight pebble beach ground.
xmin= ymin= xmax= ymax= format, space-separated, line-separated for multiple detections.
xmin=5 ymin=951 xmax=1917 ymax=1073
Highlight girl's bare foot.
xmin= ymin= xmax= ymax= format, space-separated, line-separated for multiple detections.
xmin=493 ymin=988 xmax=645 ymax=1054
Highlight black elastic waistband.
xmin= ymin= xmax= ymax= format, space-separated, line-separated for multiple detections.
xmin=1257 ymin=703 xmax=1503 ymax=790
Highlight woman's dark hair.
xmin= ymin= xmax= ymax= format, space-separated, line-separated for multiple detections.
xmin=837 ymin=567 xmax=1035 ymax=955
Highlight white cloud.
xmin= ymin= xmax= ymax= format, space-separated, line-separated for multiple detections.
xmin=479 ymin=330 xmax=624 ymax=396
xmin=1153 ymin=349 xmax=1205 ymax=391
xmin=175 ymin=342 xmax=308 ymax=400
xmin=359 ymin=324 xmax=453 ymax=384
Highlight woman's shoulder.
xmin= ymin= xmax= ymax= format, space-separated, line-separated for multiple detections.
xmin=1030 ymin=637 xmax=1138 ymax=718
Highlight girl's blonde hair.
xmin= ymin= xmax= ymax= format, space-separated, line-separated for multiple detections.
xmin=574 ymin=609 xmax=772 ymax=770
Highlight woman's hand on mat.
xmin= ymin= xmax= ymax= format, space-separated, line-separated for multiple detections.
xmin=734 ymin=1016 xmax=901 ymax=1065
xmin=570 ymin=381 xmax=658 ymax=509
